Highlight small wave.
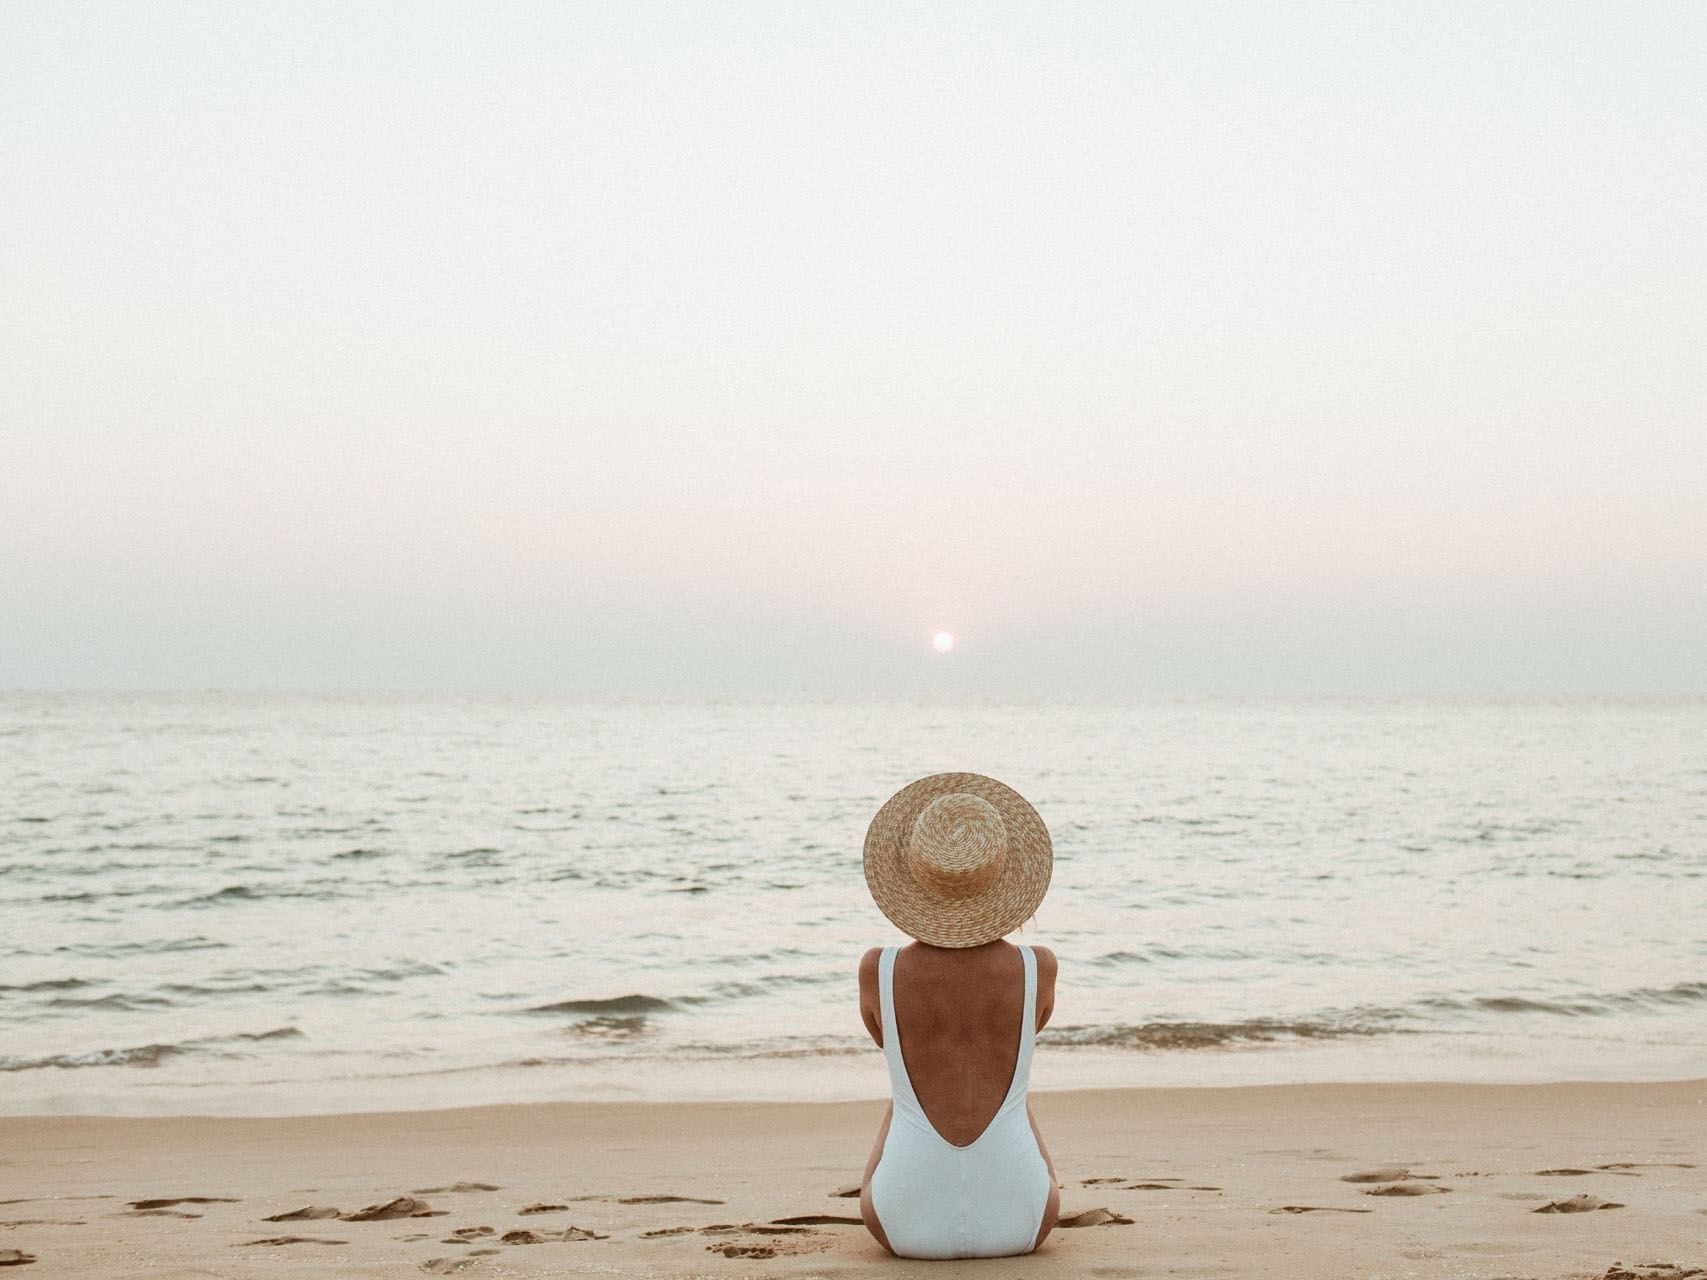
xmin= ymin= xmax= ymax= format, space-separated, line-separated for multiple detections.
xmin=1085 ymin=946 xmax=1223 ymax=965
xmin=528 ymin=994 xmax=676 ymax=1015
xmin=673 ymin=1038 xmax=868 ymax=1060
xmin=361 ymin=962 xmax=444 ymax=982
xmin=0 ymin=977 xmax=93 ymax=993
xmin=308 ymin=963 xmax=445 ymax=996
xmin=41 ymin=885 xmax=171 ymax=903
xmin=175 ymin=884 xmax=343 ymax=907
xmin=1041 ymin=1017 xmax=1392 ymax=1050
xmin=53 ymin=936 xmax=227 ymax=957
xmin=227 ymin=1026 xmax=305 ymax=1042
xmin=1089 ymin=950 xmax=1156 ymax=966
xmin=0 ymin=1026 xmax=303 ymax=1072
xmin=2 ymin=1042 xmax=188 ymax=1071
xmin=1417 ymin=980 xmax=1707 ymax=1019
xmin=565 ymin=1015 xmax=656 ymax=1040
xmin=45 ymin=993 xmax=173 ymax=1011
xmin=161 ymin=982 xmax=272 ymax=997
xmin=1474 ymin=995 xmax=1608 ymax=1016
xmin=1608 ymin=980 xmax=1707 ymax=1008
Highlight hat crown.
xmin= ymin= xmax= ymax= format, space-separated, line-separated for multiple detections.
xmin=906 ymin=792 xmax=1008 ymax=899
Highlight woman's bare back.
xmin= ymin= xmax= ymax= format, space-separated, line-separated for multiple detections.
xmin=859 ymin=940 xmax=1053 ymax=1142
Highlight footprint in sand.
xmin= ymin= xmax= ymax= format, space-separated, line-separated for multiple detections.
xmin=264 ymin=1205 xmax=340 ymax=1221
xmin=443 ymin=1226 xmax=495 ymax=1242
xmin=238 ymin=1236 xmax=348 ymax=1247
xmin=1598 ymin=1162 xmax=1695 ymax=1171
xmin=700 ymin=1226 xmax=828 ymax=1259
xmin=1537 ymin=1167 xmax=1640 ymax=1177
xmin=421 ymin=1259 xmax=482 ymax=1275
xmin=769 ymin=1215 xmax=863 ymax=1226
xmin=128 ymin=1197 xmax=240 ymax=1210
xmin=1269 ymin=1205 xmax=1374 ymax=1214
xmin=1364 ymin=1183 xmax=1451 ymax=1197
xmin=125 ymin=1196 xmax=239 ymax=1217
xmin=617 ymin=1194 xmax=724 ymax=1204
xmin=1058 ymin=1207 xmax=1134 ymax=1227
xmin=518 ymin=1203 xmax=568 ymax=1214
xmin=1532 ymin=1194 xmax=1625 ymax=1213
xmin=344 ymin=1197 xmax=442 ymax=1221
xmin=0 ymin=1252 xmax=35 ymax=1268
xmin=708 ymin=1243 xmax=778 ymax=1259
xmin=1122 ymin=1182 xmax=1221 ymax=1192
xmin=1601 ymin=1264 xmax=1707 ymax=1279
xmin=499 ymin=1227 xmax=605 ymax=1243
xmin=1339 ymin=1168 xmax=1440 ymax=1184
xmin=412 ymin=1183 xmax=500 ymax=1194
xmin=829 ymin=1185 xmax=861 ymax=1198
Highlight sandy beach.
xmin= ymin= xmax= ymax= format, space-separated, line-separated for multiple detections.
xmin=5 ymin=1078 xmax=1703 ymax=1277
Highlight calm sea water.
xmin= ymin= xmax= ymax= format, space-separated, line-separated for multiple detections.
xmin=2 ymin=693 xmax=1703 ymax=1115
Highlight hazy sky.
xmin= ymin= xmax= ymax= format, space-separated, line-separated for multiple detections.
xmin=4 ymin=2 xmax=1703 ymax=694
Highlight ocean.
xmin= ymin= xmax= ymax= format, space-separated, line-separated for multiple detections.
xmin=2 ymin=692 xmax=1702 ymax=1116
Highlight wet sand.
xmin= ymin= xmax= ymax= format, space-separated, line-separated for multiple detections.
xmin=3 ymin=1079 xmax=1703 ymax=1277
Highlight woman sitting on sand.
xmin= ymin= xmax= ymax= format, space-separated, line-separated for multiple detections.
xmin=857 ymin=772 xmax=1060 ymax=1259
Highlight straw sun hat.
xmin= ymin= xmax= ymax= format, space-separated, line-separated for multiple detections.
xmin=863 ymin=772 xmax=1053 ymax=948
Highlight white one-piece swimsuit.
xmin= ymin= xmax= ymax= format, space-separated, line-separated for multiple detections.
xmin=869 ymin=943 xmax=1052 ymax=1259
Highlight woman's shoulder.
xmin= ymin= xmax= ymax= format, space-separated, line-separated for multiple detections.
xmin=1024 ymin=943 xmax=1058 ymax=984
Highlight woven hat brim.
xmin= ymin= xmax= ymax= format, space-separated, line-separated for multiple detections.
xmin=863 ymin=771 xmax=1052 ymax=948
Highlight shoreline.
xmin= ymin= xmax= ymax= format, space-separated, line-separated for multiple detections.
xmin=9 ymin=1069 xmax=1707 ymax=1123
xmin=7 ymin=1078 xmax=1703 ymax=1276
xmin=13 ymin=1027 xmax=1707 ymax=1120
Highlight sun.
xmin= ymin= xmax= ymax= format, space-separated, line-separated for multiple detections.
xmin=931 ymin=631 xmax=955 ymax=654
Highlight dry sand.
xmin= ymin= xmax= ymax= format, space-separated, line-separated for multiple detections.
xmin=4 ymin=1079 xmax=1703 ymax=1277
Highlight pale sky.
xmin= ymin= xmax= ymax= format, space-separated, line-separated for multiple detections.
xmin=3 ymin=2 xmax=1703 ymax=694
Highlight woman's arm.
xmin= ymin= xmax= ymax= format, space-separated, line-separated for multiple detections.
xmin=858 ymin=947 xmax=884 ymax=1047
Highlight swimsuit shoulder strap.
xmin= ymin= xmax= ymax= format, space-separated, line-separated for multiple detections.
xmin=877 ymin=946 xmax=922 ymax=1111
xmin=1021 ymin=943 xmax=1038 ymax=1041
xmin=1008 ymin=943 xmax=1039 ymax=1101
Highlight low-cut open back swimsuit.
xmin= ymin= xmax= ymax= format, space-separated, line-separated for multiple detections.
xmin=869 ymin=943 xmax=1051 ymax=1259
